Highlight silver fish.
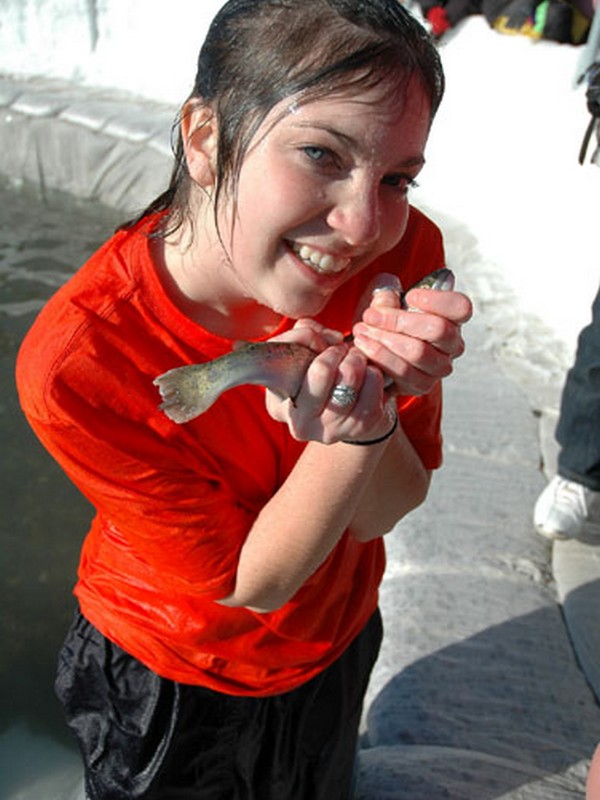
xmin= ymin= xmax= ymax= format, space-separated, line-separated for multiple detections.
xmin=154 ymin=267 xmax=455 ymax=423
xmin=401 ymin=266 xmax=455 ymax=296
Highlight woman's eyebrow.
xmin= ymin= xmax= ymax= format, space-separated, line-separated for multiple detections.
xmin=289 ymin=120 xmax=356 ymax=147
xmin=288 ymin=120 xmax=425 ymax=169
xmin=393 ymin=154 xmax=426 ymax=170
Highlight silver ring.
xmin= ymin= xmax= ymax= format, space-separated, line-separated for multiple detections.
xmin=330 ymin=384 xmax=358 ymax=407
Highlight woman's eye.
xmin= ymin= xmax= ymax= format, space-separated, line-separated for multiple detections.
xmin=302 ymin=146 xmax=331 ymax=164
xmin=382 ymin=173 xmax=419 ymax=192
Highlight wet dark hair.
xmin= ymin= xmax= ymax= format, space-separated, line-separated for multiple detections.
xmin=132 ymin=0 xmax=444 ymax=237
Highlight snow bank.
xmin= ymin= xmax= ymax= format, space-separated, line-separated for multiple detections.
xmin=0 ymin=0 xmax=222 ymax=103
xmin=0 ymin=2 xmax=598 ymax=357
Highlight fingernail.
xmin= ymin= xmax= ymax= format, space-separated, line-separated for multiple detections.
xmin=371 ymin=274 xmax=402 ymax=295
xmin=372 ymin=284 xmax=401 ymax=296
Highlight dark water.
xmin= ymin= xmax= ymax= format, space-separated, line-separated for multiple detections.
xmin=0 ymin=177 xmax=121 ymax=749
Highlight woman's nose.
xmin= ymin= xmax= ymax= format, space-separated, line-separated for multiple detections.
xmin=327 ymin=180 xmax=381 ymax=247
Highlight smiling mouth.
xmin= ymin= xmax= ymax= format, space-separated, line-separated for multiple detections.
xmin=290 ymin=242 xmax=351 ymax=275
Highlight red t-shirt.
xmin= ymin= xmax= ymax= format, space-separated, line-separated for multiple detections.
xmin=16 ymin=206 xmax=445 ymax=696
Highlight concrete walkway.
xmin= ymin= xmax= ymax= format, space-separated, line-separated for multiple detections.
xmin=1 ymin=73 xmax=599 ymax=799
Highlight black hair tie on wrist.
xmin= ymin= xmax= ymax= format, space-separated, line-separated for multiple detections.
xmin=343 ymin=413 xmax=398 ymax=446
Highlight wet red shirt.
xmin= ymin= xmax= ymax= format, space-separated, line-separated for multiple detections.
xmin=16 ymin=206 xmax=445 ymax=696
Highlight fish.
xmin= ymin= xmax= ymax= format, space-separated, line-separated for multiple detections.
xmin=154 ymin=267 xmax=455 ymax=423
xmin=401 ymin=266 xmax=455 ymax=296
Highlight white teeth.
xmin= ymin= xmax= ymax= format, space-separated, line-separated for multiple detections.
xmin=318 ymin=254 xmax=334 ymax=270
xmin=293 ymin=244 xmax=349 ymax=274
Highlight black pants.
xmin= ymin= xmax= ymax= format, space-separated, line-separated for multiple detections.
xmin=55 ymin=609 xmax=382 ymax=800
xmin=556 ymin=282 xmax=600 ymax=491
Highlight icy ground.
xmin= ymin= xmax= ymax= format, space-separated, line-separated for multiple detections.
xmin=417 ymin=16 xmax=599 ymax=382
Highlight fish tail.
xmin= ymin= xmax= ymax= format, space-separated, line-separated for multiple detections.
xmin=153 ymin=365 xmax=217 ymax=424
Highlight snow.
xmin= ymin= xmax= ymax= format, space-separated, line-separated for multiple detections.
xmin=1 ymin=10 xmax=598 ymax=795
xmin=0 ymin=0 xmax=221 ymax=102
xmin=0 ymin=2 xmax=598 ymax=366
xmin=416 ymin=16 xmax=599 ymax=367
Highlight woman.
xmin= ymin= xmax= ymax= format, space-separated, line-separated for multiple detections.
xmin=16 ymin=1 xmax=472 ymax=797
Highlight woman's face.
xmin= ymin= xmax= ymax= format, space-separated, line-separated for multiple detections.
xmin=214 ymin=75 xmax=432 ymax=322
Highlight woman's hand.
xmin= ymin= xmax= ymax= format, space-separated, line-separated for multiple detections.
xmin=265 ymin=319 xmax=396 ymax=445
xmin=351 ymin=272 xmax=472 ymax=397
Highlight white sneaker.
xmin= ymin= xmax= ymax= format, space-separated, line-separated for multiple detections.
xmin=534 ymin=475 xmax=600 ymax=540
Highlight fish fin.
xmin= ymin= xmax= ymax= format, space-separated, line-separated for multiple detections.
xmin=153 ymin=366 xmax=215 ymax=424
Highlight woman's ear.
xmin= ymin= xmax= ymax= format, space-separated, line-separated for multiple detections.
xmin=181 ymin=102 xmax=218 ymax=189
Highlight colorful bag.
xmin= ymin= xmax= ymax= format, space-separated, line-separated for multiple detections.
xmin=483 ymin=0 xmax=591 ymax=43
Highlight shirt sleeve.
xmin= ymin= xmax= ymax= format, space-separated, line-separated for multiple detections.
xmin=22 ymin=366 xmax=254 ymax=600
xmin=397 ymin=381 xmax=443 ymax=470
